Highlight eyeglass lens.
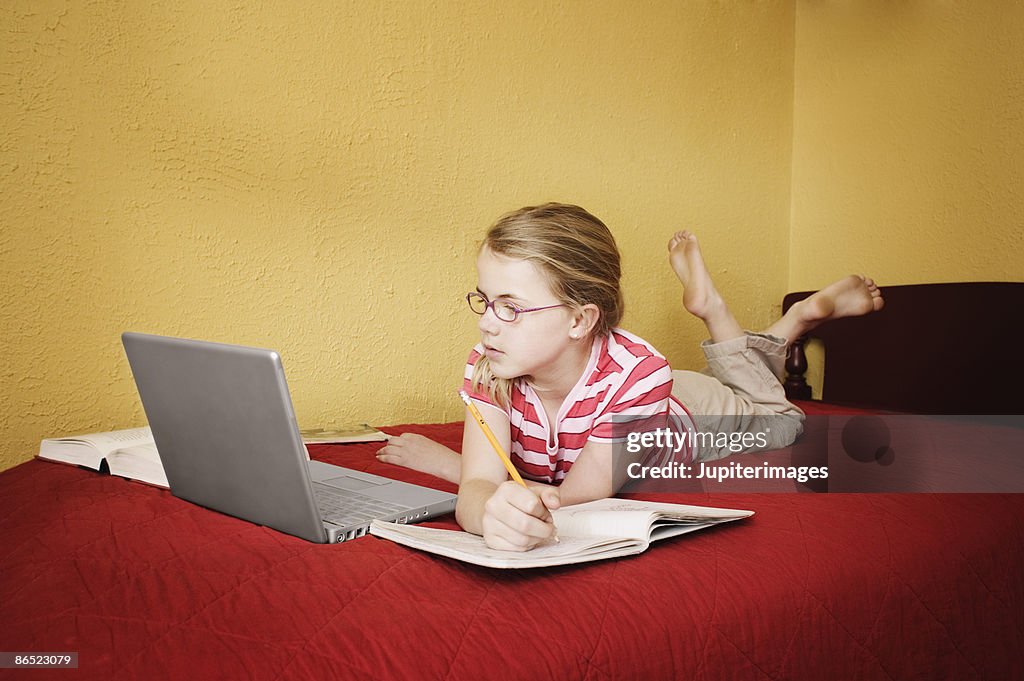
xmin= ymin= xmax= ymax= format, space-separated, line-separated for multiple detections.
xmin=467 ymin=293 xmax=518 ymax=322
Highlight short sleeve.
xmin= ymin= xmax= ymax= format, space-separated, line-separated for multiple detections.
xmin=588 ymin=356 xmax=673 ymax=443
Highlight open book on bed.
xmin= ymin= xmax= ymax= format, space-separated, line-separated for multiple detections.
xmin=38 ymin=427 xmax=168 ymax=488
xmin=37 ymin=422 xmax=388 ymax=489
xmin=370 ymin=497 xmax=753 ymax=569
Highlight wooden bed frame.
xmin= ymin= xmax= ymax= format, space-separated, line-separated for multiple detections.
xmin=782 ymin=282 xmax=1024 ymax=414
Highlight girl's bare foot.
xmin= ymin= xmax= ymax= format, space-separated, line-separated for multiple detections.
xmin=767 ymin=275 xmax=885 ymax=343
xmin=376 ymin=433 xmax=461 ymax=484
xmin=668 ymin=230 xmax=743 ymax=343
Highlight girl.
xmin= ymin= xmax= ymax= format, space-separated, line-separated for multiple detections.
xmin=378 ymin=203 xmax=883 ymax=551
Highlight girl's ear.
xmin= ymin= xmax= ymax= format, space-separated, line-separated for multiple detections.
xmin=569 ymin=304 xmax=601 ymax=339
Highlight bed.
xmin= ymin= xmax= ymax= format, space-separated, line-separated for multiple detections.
xmin=2 ymin=283 xmax=1022 ymax=680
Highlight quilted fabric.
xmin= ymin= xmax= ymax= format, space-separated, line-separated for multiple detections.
xmin=2 ymin=416 xmax=1022 ymax=680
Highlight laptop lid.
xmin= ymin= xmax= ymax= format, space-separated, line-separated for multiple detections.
xmin=121 ymin=332 xmax=453 ymax=543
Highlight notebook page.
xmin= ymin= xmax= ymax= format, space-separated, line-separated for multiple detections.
xmin=550 ymin=508 xmax=656 ymax=540
xmin=550 ymin=498 xmax=752 ymax=540
xmin=369 ymin=521 xmax=641 ymax=568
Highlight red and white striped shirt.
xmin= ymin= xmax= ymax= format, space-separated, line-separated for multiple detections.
xmin=462 ymin=329 xmax=695 ymax=484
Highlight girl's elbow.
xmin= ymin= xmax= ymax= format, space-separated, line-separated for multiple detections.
xmin=454 ymin=496 xmax=472 ymax=529
xmin=454 ymin=479 xmax=492 ymax=533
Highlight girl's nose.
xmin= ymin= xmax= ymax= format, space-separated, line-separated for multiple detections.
xmin=478 ymin=307 xmax=501 ymax=335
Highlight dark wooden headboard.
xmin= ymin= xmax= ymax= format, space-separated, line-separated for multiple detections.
xmin=782 ymin=282 xmax=1024 ymax=414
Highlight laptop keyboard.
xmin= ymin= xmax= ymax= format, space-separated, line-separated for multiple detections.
xmin=312 ymin=483 xmax=407 ymax=526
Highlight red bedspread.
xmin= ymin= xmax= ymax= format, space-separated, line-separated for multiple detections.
xmin=2 ymin=416 xmax=1022 ymax=680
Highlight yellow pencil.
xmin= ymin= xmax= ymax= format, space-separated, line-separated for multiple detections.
xmin=458 ymin=390 xmax=527 ymax=487
xmin=459 ymin=390 xmax=558 ymax=544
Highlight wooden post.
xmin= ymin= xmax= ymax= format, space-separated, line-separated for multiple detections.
xmin=784 ymin=335 xmax=812 ymax=400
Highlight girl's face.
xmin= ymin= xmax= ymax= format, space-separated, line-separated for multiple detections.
xmin=474 ymin=247 xmax=579 ymax=384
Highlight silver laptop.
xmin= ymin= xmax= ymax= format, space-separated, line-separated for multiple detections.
xmin=121 ymin=332 xmax=456 ymax=543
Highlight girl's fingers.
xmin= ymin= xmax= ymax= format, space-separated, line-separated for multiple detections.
xmin=502 ymin=482 xmax=553 ymax=522
xmin=484 ymin=487 xmax=557 ymax=544
xmin=483 ymin=514 xmax=552 ymax=551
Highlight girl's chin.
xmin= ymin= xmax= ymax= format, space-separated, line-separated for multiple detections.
xmin=487 ymin=359 xmax=521 ymax=380
xmin=490 ymin=367 xmax=519 ymax=380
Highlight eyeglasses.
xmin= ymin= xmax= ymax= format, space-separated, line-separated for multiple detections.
xmin=466 ymin=292 xmax=566 ymax=323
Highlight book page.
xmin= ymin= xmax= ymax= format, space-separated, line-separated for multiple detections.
xmin=579 ymin=498 xmax=753 ymax=520
xmin=369 ymin=521 xmax=642 ymax=569
xmin=370 ymin=499 xmax=754 ymax=568
xmin=551 ymin=508 xmax=656 ymax=540
xmin=551 ymin=498 xmax=753 ymax=540
xmin=58 ymin=427 xmax=152 ymax=454
xmin=109 ymin=443 xmax=168 ymax=488
xmin=300 ymin=424 xmax=388 ymax=444
xmin=39 ymin=427 xmax=153 ymax=467
xmin=649 ymin=520 xmax=724 ymax=542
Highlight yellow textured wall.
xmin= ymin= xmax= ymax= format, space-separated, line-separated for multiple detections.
xmin=791 ymin=1 xmax=1024 ymax=286
xmin=791 ymin=1 xmax=1024 ymax=395
xmin=1 ymin=1 xmax=796 ymax=470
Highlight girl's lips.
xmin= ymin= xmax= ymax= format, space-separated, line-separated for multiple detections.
xmin=483 ymin=345 xmax=503 ymax=358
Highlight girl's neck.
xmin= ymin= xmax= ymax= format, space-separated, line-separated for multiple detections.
xmin=528 ymin=337 xmax=594 ymax=403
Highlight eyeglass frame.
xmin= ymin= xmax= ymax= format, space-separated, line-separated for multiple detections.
xmin=465 ymin=291 xmax=567 ymax=323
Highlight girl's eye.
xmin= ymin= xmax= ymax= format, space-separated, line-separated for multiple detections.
xmin=495 ymin=301 xmax=519 ymax=319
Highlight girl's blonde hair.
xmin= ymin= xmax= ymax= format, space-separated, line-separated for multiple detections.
xmin=471 ymin=203 xmax=624 ymax=407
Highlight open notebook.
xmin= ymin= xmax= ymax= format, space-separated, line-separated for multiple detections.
xmin=370 ymin=497 xmax=753 ymax=568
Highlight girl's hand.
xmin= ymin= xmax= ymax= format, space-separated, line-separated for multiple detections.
xmin=375 ymin=433 xmax=461 ymax=484
xmin=481 ymin=481 xmax=560 ymax=551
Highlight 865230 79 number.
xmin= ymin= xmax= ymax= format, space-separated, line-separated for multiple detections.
xmin=0 ymin=653 xmax=78 ymax=668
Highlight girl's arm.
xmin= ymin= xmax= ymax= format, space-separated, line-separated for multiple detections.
xmin=455 ymin=403 xmax=558 ymax=550
xmin=553 ymin=366 xmax=676 ymax=503
xmin=540 ymin=440 xmax=623 ymax=506
xmin=453 ymin=401 xmax=510 ymax=535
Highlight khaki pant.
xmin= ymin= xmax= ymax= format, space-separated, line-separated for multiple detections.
xmin=671 ymin=332 xmax=805 ymax=462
